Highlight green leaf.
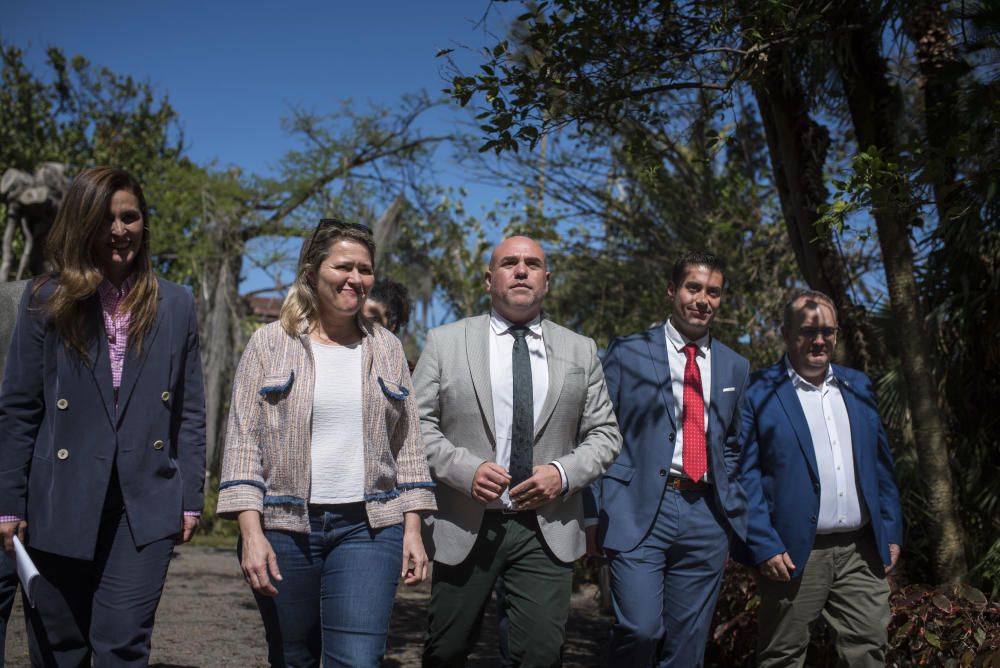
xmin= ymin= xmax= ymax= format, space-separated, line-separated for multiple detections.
xmin=924 ymin=631 xmax=942 ymax=649
xmin=931 ymin=594 xmax=951 ymax=613
xmin=960 ymin=585 xmax=987 ymax=607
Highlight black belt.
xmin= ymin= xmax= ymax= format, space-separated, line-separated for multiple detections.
xmin=666 ymin=475 xmax=711 ymax=493
xmin=485 ymin=507 xmax=535 ymax=516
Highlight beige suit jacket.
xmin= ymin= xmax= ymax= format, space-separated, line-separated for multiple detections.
xmin=413 ymin=314 xmax=621 ymax=565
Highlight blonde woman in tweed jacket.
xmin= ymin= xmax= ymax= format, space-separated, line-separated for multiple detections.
xmin=217 ymin=219 xmax=435 ymax=668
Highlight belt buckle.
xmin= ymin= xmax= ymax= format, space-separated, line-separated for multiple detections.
xmin=502 ymin=506 xmax=521 ymax=515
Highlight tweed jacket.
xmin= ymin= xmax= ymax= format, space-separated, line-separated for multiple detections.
xmin=217 ymin=319 xmax=436 ymax=533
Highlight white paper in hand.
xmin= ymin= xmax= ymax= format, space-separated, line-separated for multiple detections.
xmin=12 ymin=535 xmax=39 ymax=607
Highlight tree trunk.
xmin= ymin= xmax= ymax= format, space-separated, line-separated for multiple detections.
xmin=752 ymin=45 xmax=874 ymax=371
xmin=198 ymin=208 xmax=245 ymax=480
xmin=835 ymin=0 xmax=967 ymax=582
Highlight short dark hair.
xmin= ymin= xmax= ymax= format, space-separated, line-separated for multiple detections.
xmin=782 ymin=289 xmax=838 ymax=329
xmin=368 ymin=279 xmax=411 ymax=333
xmin=671 ymin=251 xmax=725 ymax=286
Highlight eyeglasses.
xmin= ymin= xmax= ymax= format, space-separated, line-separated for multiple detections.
xmin=797 ymin=326 xmax=840 ymax=340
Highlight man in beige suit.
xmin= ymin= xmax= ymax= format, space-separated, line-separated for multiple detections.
xmin=415 ymin=236 xmax=621 ymax=667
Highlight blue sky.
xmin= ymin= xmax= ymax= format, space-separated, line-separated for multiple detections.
xmin=4 ymin=0 xmax=503 ymax=175
xmin=3 ymin=1 xmax=515 ymax=296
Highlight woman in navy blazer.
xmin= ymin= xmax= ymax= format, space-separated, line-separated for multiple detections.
xmin=0 ymin=167 xmax=206 ymax=666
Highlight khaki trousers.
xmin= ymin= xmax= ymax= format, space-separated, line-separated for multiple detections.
xmin=755 ymin=529 xmax=891 ymax=668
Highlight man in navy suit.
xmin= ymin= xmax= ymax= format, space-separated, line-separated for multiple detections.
xmin=593 ymin=251 xmax=750 ymax=667
xmin=736 ymin=290 xmax=902 ymax=667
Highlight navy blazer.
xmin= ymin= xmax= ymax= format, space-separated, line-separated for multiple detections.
xmin=0 ymin=277 xmax=206 ymax=560
xmin=734 ymin=361 xmax=903 ymax=575
xmin=593 ymin=324 xmax=751 ymax=553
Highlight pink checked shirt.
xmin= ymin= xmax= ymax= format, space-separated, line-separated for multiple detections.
xmin=98 ymin=277 xmax=133 ymax=391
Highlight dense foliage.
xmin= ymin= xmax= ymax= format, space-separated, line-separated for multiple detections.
xmin=706 ymin=565 xmax=1000 ymax=666
xmin=446 ymin=0 xmax=1000 ymax=590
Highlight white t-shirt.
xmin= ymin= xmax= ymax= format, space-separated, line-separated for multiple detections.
xmin=308 ymin=339 xmax=365 ymax=504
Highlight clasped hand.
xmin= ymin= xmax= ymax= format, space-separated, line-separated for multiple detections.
xmin=471 ymin=462 xmax=562 ymax=509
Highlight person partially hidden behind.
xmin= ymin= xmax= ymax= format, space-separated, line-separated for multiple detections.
xmin=415 ymin=235 xmax=621 ymax=667
xmin=735 ymin=289 xmax=903 ymax=667
xmin=0 ymin=278 xmax=27 ymax=666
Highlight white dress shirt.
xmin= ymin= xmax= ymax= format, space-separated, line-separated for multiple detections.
xmin=785 ymin=357 xmax=868 ymax=533
xmin=488 ymin=310 xmax=565 ymax=508
xmin=664 ymin=319 xmax=712 ymax=480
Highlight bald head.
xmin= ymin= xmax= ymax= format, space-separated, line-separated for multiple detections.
xmin=489 ymin=236 xmax=547 ymax=270
xmin=485 ymin=236 xmax=550 ymax=324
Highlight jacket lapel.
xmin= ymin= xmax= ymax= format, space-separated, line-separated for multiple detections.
xmin=534 ymin=320 xmax=564 ymax=439
xmin=466 ymin=315 xmax=496 ymax=446
xmin=86 ymin=298 xmax=116 ymax=427
xmin=773 ymin=364 xmax=820 ymax=480
xmin=645 ymin=325 xmax=677 ymax=431
xmin=708 ymin=338 xmax=724 ymax=442
xmin=115 ymin=296 xmax=164 ymax=426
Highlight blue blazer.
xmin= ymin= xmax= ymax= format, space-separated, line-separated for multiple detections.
xmin=593 ymin=325 xmax=751 ymax=553
xmin=0 ymin=277 xmax=206 ymax=560
xmin=734 ymin=361 xmax=903 ymax=575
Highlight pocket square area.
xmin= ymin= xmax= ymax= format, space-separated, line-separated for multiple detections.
xmin=723 ymin=386 xmax=736 ymax=392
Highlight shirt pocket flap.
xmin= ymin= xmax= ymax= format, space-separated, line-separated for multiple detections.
xmin=259 ymin=370 xmax=295 ymax=396
xmin=378 ymin=377 xmax=410 ymax=401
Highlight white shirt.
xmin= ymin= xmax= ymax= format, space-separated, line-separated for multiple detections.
xmin=308 ymin=339 xmax=365 ymax=504
xmin=488 ymin=310 xmax=565 ymax=508
xmin=785 ymin=357 xmax=868 ymax=533
xmin=664 ymin=319 xmax=712 ymax=480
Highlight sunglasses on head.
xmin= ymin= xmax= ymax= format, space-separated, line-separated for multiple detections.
xmin=317 ymin=218 xmax=372 ymax=234
xmin=304 ymin=218 xmax=373 ymax=254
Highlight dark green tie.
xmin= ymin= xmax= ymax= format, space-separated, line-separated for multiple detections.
xmin=509 ymin=325 xmax=534 ymax=487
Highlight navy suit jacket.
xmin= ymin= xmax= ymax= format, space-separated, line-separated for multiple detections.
xmin=734 ymin=361 xmax=903 ymax=575
xmin=593 ymin=324 xmax=751 ymax=553
xmin=0 ymin=277 xmax=206 ymax=560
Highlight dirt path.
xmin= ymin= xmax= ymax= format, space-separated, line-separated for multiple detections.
xmin=4 ymin=545 xmax=610 ymax=666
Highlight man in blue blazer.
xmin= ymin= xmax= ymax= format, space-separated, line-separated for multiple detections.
xmin=736 ymin=290 xmax=902 ymax=667
xmin=593 ymin=251 xmax=750 ymax=667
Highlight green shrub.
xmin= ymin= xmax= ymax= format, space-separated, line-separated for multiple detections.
xmin=707 ymin=564 xmax=1000 ymax=667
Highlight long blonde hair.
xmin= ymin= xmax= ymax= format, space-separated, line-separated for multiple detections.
xmin=279 ymin=219 xmax=376 ymax=336
xmin=40 ymin=166 xmax=159 ymax=359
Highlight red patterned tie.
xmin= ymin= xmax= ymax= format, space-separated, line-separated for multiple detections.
xmin=682 ymin=343 xmax=707 ymax=481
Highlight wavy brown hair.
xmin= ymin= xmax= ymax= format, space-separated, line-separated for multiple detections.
xmin=40 ymin=166 xmax=159 ymax=359
xmin=279 ymin=219 xmax=376 ymax=336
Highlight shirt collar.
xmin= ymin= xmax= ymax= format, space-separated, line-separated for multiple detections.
xmin=490 ymin=310 xmax=543 ymax=337
xmin=784 ymin=354 xmax=836 ymax=389
xmin=97 ymin=275 xmax=135 ymax=303
xmin=664 ymin=318 xmax=710 ymax=354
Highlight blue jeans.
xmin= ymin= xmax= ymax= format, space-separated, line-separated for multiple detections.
xmin=246 ymin=503 xmax=403 ymax=668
